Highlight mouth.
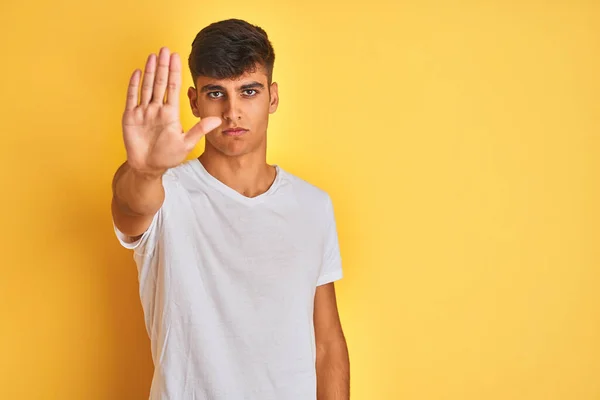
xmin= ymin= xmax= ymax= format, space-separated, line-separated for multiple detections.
xmin=222 ymin=127 xmax=249 ymax=136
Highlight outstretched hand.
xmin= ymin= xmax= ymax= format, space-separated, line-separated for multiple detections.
xmin=122 ymin=47 xmax=221 ymax=178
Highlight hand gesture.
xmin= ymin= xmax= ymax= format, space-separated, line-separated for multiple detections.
xmin=122 ymin=47 xmax=221 ymax=177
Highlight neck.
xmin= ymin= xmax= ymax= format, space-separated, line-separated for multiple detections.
xmin=198 ymin=148 xmax=276 ymax=198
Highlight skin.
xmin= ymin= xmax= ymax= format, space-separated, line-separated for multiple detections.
xmin=314 ymin=282 xmax=351 ymax=399
xmin=186 ymin=65 xmax=280 ymax=198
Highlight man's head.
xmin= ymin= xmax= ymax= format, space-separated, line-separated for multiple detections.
xmin=187 ymin=19 xmax=279 ymax=158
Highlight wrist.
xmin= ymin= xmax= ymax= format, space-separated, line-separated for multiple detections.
xmin=126 ymin=161 xmax=165 ymax=181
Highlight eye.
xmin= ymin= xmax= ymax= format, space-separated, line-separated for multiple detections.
xmin=208 ymin=91 xmax=224 ymax=99
xmin=243 ymin=89 xmax=258 ymax=96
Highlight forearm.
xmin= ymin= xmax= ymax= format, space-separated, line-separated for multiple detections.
xmin=316 ymin=339 xmax=350 ymax=400
xmin=112 ymin=161 xmax=165 ymax=217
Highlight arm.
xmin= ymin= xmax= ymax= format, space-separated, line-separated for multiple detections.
xmin=314 ymin=282 xmax=350 ymax=400
xmin=112 ymin=47 xmax=221 ymax=238
xmin=111 ymin=161 xmax=164 ymax=238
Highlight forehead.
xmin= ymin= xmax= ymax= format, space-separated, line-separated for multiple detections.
xmin=195 ymin=66 xmax=269 ymax=89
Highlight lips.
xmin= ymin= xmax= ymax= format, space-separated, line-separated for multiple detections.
xmin=222 ymin=128 xmax=248 ymax=136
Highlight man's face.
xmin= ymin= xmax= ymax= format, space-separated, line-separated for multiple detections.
xmin=188 ymin=65 xmax=279 ymax=157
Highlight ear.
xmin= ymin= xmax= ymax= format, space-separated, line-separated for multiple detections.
xmin=187 ymin=86 xmax=200 ymax=117
xmin=268 ymin=82 xmax=279 ymax=114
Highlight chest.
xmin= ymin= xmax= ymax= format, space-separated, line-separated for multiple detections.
xmin=169 ymin=193 xmax=325 ymax=292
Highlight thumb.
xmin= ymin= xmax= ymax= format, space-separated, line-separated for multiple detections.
xmin=184 ymin=117 xmax=222 ymax=150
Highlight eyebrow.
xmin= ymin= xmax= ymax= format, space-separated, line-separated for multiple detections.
xmin=199 ymin=81 xmax=266 ymax=93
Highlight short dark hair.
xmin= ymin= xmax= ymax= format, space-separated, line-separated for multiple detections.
xmin=188 ymin=19 xmax=275 ymax=86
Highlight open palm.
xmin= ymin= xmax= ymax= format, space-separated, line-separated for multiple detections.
xmin=122 ymin=47 xmax=221 ymax=177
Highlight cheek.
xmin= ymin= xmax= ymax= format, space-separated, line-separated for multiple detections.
xmin=249 ymin=99 xmax=271 ymax=120
xmin=196 ymin=101 xmax=220 ymax=117
xmin=249 ymin=103 xmax=267 ymax=119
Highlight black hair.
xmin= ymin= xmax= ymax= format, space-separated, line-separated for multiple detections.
xmin=188 ymin=19 xmax=275 ymax=86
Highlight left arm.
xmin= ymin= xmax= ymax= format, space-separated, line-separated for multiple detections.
xmin=314 ymin=282 xmax=350 ymax=400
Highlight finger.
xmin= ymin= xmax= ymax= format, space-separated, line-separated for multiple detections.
xmin=166 ymin=52 xmax=181 ymax=108
xmin=151 ymin=47 xmax=170 ymax=104
xmin=140 ymin=54 xmax=156 ymax=106
xmin=125 ymin=69 xmax=141 ymax=111
xmin=184 ymin=117 xmax=222 ymax=150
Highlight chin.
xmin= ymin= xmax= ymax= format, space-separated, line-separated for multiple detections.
xmin=208 ymin=134 xmax=263 ymax=158
xmin=217 ymin=142 xmax=253 ymax=158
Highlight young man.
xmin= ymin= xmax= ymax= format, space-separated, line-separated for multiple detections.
xmin=111 ymin=19 xmax=349 ymax=399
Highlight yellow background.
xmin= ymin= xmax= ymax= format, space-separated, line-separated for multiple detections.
xmin=1 ymin=0 xmax=598 ymax=399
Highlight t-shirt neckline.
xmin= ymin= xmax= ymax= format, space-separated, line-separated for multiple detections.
xmin=191 ymin=158 xmax=282 ymax=205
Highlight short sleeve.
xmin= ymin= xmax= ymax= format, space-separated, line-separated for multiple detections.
xmin=316 ymin=195 xmax=343 ymax=286
xmin=112 ymin=172 xmax=170 ymax=256
xmin=112 ymin=206 xmax=162 ymax=256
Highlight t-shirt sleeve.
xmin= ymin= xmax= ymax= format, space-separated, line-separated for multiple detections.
xmin=112 ymin=207 xmax=162 ymax=256
xmin=112 ymin=174 xmax=168 ymax=256
xmin=316 ymin=195 xmax=343 ymax=286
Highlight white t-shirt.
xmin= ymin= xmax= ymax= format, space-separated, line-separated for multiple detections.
xmin=113 ymin=159 xmax=343 ymax=400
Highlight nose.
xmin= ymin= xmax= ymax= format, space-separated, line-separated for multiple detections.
xmin=222 ymin=96 xmax=242 ymax=122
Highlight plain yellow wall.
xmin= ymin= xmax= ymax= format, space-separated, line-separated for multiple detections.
xmin=1 ymin=0 xmax=598 ymax=399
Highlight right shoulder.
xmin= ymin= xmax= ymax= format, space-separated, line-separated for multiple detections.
xmin=163 ymin=159 xmax=199 ymax=183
